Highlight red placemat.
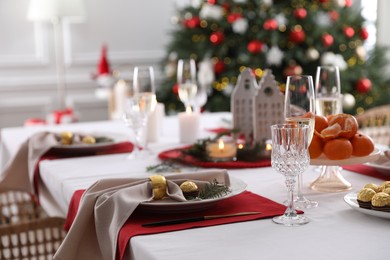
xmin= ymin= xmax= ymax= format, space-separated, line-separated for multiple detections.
xmin=343 ymin=164 xmax=389 ymax=180
xmin=158 ymin=147 xmax=271 ymax=169
xmin=34 ymin=142 xmax=134 ymax=198
xmin=65 ymin=190 xmax=295 ymax=260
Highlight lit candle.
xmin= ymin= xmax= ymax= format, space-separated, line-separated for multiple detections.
xmin=206 ymin=137 xmax=237 ymax=162
xmin=262 ymin=139 xmax=272 ymax=158
xmin=178 ymin=107 xmax=200 ymax=144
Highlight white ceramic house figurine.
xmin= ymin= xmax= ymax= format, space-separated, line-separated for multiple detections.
xmin=231 ymin=68 xmax=259 ymax=142
xmin=253 ymin=69 xmax=285 ymax=143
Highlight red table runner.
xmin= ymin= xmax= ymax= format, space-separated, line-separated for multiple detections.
xmin=65 ymin=190 xmax=295 ymax=260
xmin=159 ymin=147 xmax=271 ymax=169
xmin=33 ymin=142 xmax=133 ymax=198
xmin=343 ymin=164 xmax=389 ymax=180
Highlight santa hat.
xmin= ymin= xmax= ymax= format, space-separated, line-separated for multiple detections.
xmin=97 ymin=44 xmax=110 ymax=76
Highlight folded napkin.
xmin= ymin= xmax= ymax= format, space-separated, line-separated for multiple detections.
xmin=0 ymin=132 xmax=133 ymax=198
xmin=343 ymin=164 xmax=389 ymax=180
xmin=54 ymin=170 xmax=230 ymax=260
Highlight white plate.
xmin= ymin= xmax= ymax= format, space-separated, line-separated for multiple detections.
xmin=366 ymin=148 xmax=390 ymax=175
xmin=52 ymin=132 xmax=129 ymax=152
xmin=344 ymin=192 xmax=390 ymax=219
xmin=138 ymin=176 xmax=247 ymax=213
xmin=310 ymin=149 xmax=381 ymax=166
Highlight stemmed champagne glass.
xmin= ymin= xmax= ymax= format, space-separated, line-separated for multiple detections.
xmin=310 ymin=66 xmax=351 ymax=192
xmin=271 ymin=124 xmax=311 ymax=226
xmin=315 ymin=66 xmax=342 ymax=117
xmin=177 ymin=59 xmax=198 ymax=112
xmin=284 ymin=75 xmax=318 ymax=209
xmin=122 ymin=66 xmax=157 ymax=158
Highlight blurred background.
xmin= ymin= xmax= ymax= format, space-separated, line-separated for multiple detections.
xmin=0 ymin=0 xmax=388 ymax=128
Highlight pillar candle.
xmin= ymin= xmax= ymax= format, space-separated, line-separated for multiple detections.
xmin=147 ymin=103 xmax=165 ymax=142
xmin=178 ymin=110 xmax=200 ymax=144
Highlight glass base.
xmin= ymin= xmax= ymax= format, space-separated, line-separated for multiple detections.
xmin=310 ymin=165 xmax=352 ymax=192
xmin=272 ymin=215 xmax=310 ymax=226
xmin=294 ymin=196 xmax=319 ymax=209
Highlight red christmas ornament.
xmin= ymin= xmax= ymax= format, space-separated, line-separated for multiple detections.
xmin=210 ymin=31 xmax=225 ymax=45
xmin=283 ymin=64 xmax=303 ymax=77
xmin=208 ymin=0 xmax=217 ymax=5
xmin=294 ymin=8 xmax=307 ymax=19
xmin=355 ymin=78 xmax=372 ymax=93
xmin=289 ymin=28 xmax=306 ymax=44
xmin=345 ymin=0 xmax=352 ymax=7
xmin=221 ymin=3 xmax=230 ymax=12
xmin=344 ymin=27 xmax=355 ymax=38
xmin=227 ymin=13 xmax=242 ymax=23
xmin=329 ymin=11 xmax=339 ymax=22
xmin=360 ymin=28 xmax=369 ymax=40
xmin=214 ymin=59 xmax=225 ymax=74
xmin=263 ymin=19 xmax=278 ymax=31
xmin=97 ymin=45 xmax=110 ymax=75
xmin=172 ymin=83 xmax=179 ymax=95
xmin=183 ymin=17 xmax=200 ymax=29
xmin=247 ymin=40 xmax=263 ymax=53
xmin=322 ymin=34 xmax=334 ymax=47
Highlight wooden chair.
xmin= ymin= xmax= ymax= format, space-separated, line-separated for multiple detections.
xmin=0 ymin=191 xmax=46 ymax=226
xmin=355 ymin=105 xmax=390 ymax=146
xmin=0 ymin=217 xmax=66 ymax=259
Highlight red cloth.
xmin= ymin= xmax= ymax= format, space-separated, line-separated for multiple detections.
xmin=33 ymin=142 xmax=133 ymax=199
xmin=205 ymin=127 xmax=232 ymax=134
xmin=158 ymin=147 xmax=271 ymax=169
xmin=343 ymin=164 xmax=389 ymax=180
xmin=65 ymin=190 xmax=293 ymax=260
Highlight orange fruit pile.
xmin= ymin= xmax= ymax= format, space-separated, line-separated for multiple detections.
xmin=309 ymin=113 xmax=375 ymax=160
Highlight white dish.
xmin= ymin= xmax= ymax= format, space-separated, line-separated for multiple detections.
xmin=366 ymin=154 xmax=390 ymax=175
xmin=344 ymin=192 xmax=390 ymax=219
xmin=310 ymin=149 xmax=381 ymax=166
xmin=53 ymin=132 xmax=129 ymax=151
xmin=138 ymin=176 xmax=247 ymax=213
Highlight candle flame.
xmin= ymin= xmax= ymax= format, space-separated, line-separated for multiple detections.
xmin=186 ymin=106 xmax=192 ymax=113
xmin=237 ymin=143 xmax=244 ymax=149
xmin=266 ymin=143 xmax=272 ymax=151
xmin=218 ymin=139 xmax=224 ymax=151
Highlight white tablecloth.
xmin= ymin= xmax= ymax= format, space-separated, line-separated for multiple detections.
xmin=1 ymin=112 xmax=389 ymax=260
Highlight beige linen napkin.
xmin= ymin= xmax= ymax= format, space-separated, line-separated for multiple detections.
xmin=0 ymin=131 xmax=58 ymax=194
xmin=54 ymin=170 xmax=230 ymax=260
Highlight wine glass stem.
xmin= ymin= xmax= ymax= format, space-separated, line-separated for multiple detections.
xmin=296 ymin=173 xmax=304 ymax=199
xmin=285 ymin=178 xmax=298 ymax=217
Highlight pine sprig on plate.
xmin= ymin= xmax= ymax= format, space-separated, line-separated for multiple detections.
xmin=198 ymin=179 xmax=231 ymax=199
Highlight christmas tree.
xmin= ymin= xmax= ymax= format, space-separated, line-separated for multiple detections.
xmin=158 ymin=0 xmax=390 ymax=115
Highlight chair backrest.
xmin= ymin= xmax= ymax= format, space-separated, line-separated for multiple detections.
xmin=0 ymin=217 xmax=66 ymax=259
xmin=355 ymin=105 xmax=390 ymax=146
xmin=0 ymin=191 xmax=45 ymax=226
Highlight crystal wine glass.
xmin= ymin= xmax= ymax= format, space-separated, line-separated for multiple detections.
xmin=284 ymin=75 xmax=318 ymax=209
xmin=123 ymin=66 xmax=157 ymax=158
xmin=271 ymin=124 xmax=311 ymax=226
xmin=177 ymin=59 xmax=198 ymax=112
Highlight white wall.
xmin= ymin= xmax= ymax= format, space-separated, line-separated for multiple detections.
xmin=377 ymin=0 xmax=390 ymax=74
xmin=0 ymin=0 xmax=176 ymax=128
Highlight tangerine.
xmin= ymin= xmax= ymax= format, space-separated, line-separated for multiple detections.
xmin=314 ymin=114 xmax=328 ymax=133
xmin=309 ymin=134 xmax=323 ymax=159
xmin=327 ymin=113 xmax=358 ymax=139
xmin=350 ymin=133 xmax=375 ymax=157
xmin=323 ymin=138 xmax=353 ymax=160
xmin=320 ymin=123 xmax=342 ymax=141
